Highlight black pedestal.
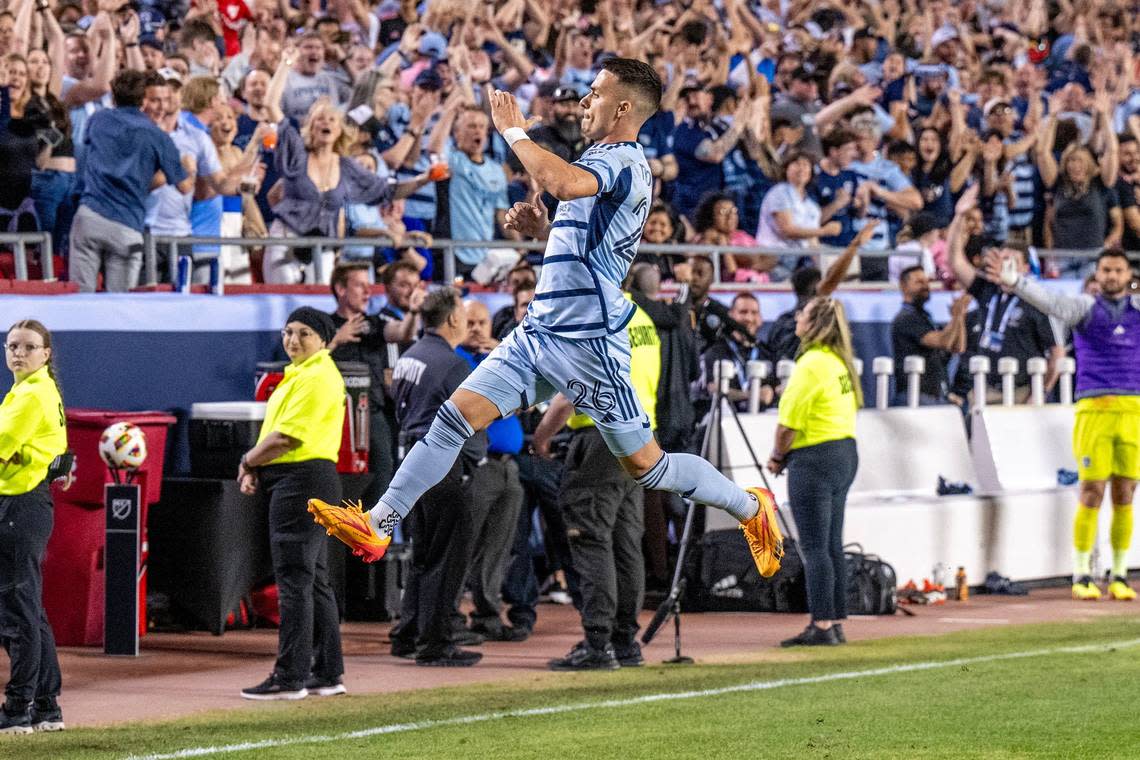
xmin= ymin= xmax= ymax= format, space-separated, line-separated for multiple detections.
xmin=149 ymin=473 xmax=373 ymax=634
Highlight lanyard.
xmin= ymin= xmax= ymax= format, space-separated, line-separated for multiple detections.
xmin=727 ymin=340 xmax=760 ymax=388
xmin=982 ymin=293 xmax=1018 ymax=340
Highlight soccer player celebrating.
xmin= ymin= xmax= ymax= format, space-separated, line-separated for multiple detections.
xmin=310 ymin=58 xmax=782 ymax=579
xmin=987 ymin=250 xmax=1139 ymax=600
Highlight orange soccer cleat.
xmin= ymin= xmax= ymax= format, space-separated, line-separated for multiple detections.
xmin=307 ymin=499 xmax=391 ymax=563
xmin=741 ymin=487 xmax=784 ymax=577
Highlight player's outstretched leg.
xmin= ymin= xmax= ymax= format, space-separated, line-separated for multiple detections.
xmin=310 ymin=397 xmax=483 ymax=562
xmin=631 ymin=451 xmax=783 ymax=577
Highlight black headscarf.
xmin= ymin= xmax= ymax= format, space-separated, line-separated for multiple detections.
xmin=286 ymin=307 xmax=335 ymax=345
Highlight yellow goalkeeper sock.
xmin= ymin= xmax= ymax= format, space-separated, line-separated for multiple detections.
xmin=1073 ymin=504 xmax=1099 ymax=577
xmin=1111 ymin=505 xmax=1133 ymax=578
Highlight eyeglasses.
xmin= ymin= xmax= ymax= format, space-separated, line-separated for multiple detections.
xmin=717 ymin=207 xmax=739 ymax=216
xmin=5 ymin=342 xmax=44 ymax=354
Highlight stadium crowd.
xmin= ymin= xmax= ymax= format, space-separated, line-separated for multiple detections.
xmin=0 ymin=0 xmax=1138 ymax=288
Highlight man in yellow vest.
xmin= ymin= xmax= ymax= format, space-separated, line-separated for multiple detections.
xmin=532 ymin=295 xmax=661 ymax=671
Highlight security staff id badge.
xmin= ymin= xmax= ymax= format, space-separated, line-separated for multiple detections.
xmin=978 ymin=294 xmax=1019 ymax=353
xmin=978 ymin=329 xmax=1003 ymax=352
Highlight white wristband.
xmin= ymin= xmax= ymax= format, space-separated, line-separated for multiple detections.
xmin=503 ymin=127 xmax=531 ymax=147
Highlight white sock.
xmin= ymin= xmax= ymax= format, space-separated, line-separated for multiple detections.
xmin=368 ymin=499 xmax=400 ymax=538
xmin=1073 ymin=550 xmax=1092 ymax=580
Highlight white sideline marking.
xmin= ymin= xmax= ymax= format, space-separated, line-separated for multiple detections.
xmin=125 ymin=637 xmax=1140 ymax=760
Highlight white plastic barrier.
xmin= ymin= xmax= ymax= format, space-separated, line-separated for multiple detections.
xmin=970 ymin=405 xmax=1076 ymax=493
xmin=714 ymin=406 xmax=976 ymax=508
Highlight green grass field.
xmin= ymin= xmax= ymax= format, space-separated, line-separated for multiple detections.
xmin=12 ymin=616 xmax=1140 ymax=760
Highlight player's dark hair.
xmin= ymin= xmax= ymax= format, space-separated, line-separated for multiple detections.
xmin=601 ymin=57 xmax=662 ymax=114
xmin=1097 ymin=248 xmax=1131 ymax=266
xmin=731 ymin=291 xmax=759 ymax=308
xmin=421 ymin=287 xmax=462 ymax=330
xmin=899 ymin=264 xmax=925 ymax=283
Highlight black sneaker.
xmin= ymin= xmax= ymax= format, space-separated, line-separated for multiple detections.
xmin=240 ymin=673 xmax=308 ymax=700
xmin=833 ymin=623 xmax=847 ymax=644
xmin=471 ymin=623 xmax=530 ymax=642
xmin=0 ymin=704 xmax=32 ymax=735
xmin=29 ymin=701 xmax=64 ymax=732
xmin=390 ymin=640 xmax=417 ymax=659
xmin=304 ymin=676 xmax=347 ymax=697
xmin=780 ymin=624 xmax=840 ymax=648
xmin=548 ymin=641 xmax=620 ymax=671
xmin=613 ymin=641 xmax=644 ymax=667
xmin=452 ymin=629 xmax=485 ymax=647
xmin=416 ymin=647 xmax=482 ymax=667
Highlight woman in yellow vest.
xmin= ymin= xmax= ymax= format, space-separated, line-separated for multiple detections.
xmin=0 ymin=320 xmax=67 ymax=734
xmin=237 ymin=307 xmax=347 ymax=700
xmin=767 ymin=298 xmax=861 ymax=648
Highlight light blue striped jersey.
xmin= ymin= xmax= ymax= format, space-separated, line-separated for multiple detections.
xmin=527 ymin=141 xmax=653 ymax=340
xmin=849 ymin=156 xmax=913 ymax=250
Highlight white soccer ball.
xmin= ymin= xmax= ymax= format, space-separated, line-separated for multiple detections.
xmin=98 ymin=422 xmax=148 ymax=470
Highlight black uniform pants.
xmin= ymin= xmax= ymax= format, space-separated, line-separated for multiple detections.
xmin=260 ymin=460 xmax=343 ymax=684
xmin=0 ymin=483 xmax=61 ymax=707
xmin=390 ymin=458 xmax=474 ymax=658
xmin=464 ymin=456 xmax=524 ymax=629
xmin=501 ymin=453 xmax=564 ymax=633
xmin=559 ymin=428 xmax=644 ymax=651
xmin=787 ymin=438 xmax=858 ymax=622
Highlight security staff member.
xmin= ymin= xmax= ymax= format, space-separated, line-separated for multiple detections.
xmin=387 ymin=287 xmax=488 ymax=667
xmin=533 ymin=297 xmax=661 ymax=671
xmin=0 ymin=320 xmax=66 ymax=735
xmin=768 ymin=297 xmax=861 ymax=648
xmin=238 ymin=307 xmax=346 ymax=700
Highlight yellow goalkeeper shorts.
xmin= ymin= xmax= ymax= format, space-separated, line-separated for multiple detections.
xmin=1072 ymin=396 xmax=1140 ymax=482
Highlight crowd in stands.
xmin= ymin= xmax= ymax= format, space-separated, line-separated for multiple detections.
xmin=1 ymin=0 xmax=1140 ymax=289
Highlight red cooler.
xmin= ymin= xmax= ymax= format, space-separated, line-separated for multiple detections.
xmin=254 ymin=360 xmax=369 ymax=473
xmin=45 ymin=409 xmax=176 ymax=646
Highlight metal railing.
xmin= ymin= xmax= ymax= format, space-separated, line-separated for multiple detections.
xmin=736 ymin=355 xmax=1075 ymax=413
xmin=2 ymin=229 xmax=1108 ymax=288
xmin=2 ymin=232 xmax=55 ymax=281
xmin=143 ymin=234 xmax=1110 ymax=292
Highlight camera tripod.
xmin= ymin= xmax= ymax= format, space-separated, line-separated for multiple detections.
xmin=641 ymin=366 xmax=793 ymax=663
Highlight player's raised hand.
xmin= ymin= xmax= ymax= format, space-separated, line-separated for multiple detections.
xmin=486 ymin=85 xmax=540 ymax=134
xmin=504 ymin=191 xmax=547 ymax=239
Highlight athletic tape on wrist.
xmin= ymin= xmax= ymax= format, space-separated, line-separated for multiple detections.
xmin=503 ymin=127 xmax=531 ymax=147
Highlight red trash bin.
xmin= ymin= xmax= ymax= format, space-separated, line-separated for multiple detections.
xmin=44 ymin=409 xmax=176 ymax=646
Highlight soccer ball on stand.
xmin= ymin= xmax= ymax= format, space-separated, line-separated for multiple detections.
xmin=98 ymin=422 xmax=148 ymax=478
